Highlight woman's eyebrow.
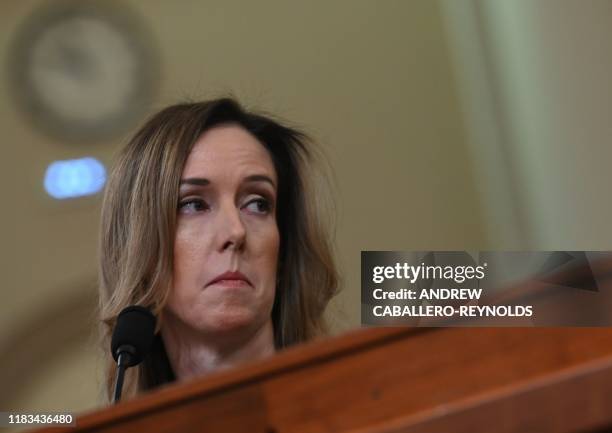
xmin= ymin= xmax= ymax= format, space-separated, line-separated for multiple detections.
xmin=243 ymin=174 xmax=276 ymax=189
xmin=180 ymin=178 xmax=210 ymax=186
xmin=179 ymin=175 xmax=276 ymax=188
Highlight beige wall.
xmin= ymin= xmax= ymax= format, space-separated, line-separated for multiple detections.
xmin=475 ymin=0 xmax=612 ymax=249
xmin=0 ymin=0 xmax=486 ymax=417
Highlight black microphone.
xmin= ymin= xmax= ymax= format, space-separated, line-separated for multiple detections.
xmin=110 ymin=305 xmax=156 ymax=403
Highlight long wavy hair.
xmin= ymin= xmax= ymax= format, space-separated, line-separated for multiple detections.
xmin=98 ymin=98 xmax=339 ymax=401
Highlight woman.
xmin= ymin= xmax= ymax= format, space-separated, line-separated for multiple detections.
xmin=98 ymin=98 xmax=339 ymax=400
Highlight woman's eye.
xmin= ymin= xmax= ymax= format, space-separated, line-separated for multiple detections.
xmin=178 ymin=198 xmax=208 ymax=213
xmin=244 ymin=198 xmax=271 ymax=215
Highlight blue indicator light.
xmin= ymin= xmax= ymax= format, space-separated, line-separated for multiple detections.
xmin=44 ymin=157 xmax=106 ymax=199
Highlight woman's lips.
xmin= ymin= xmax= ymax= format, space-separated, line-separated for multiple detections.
xmin=211 ymin=279 xmax=251 ymax=288
xmin=206 ymin=271 xmax=252 ymax=287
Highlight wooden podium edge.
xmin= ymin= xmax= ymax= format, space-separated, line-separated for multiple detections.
xmin=35 ymin=326 xmax=430 ymax=432
xmin=349 ymin=345 xmax=612 ymax=433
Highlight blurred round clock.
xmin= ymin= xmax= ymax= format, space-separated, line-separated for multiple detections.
xmin=9 ymin=1 xmax=158 ymax=143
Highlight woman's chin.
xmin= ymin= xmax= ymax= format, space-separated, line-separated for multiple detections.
xmin=201 ymin=310 xmax=259 ymax=334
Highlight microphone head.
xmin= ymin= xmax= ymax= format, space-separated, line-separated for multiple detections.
xmin=111 ymin=306 xmax=156 ymax=367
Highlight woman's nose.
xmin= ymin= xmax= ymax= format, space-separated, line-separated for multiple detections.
xmin=217 ymin=204 xmax=246 ymax=252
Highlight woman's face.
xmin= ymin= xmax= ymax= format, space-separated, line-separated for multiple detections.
xmin=166 ymin=124 xmax=279 ymax=339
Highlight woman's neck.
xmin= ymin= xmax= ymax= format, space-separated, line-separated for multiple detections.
xmin=160 ymin=317 xmax=276 ymax=382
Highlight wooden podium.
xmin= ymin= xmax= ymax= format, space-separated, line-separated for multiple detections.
xmin=32 ymin=326 xmax=612 ymax=433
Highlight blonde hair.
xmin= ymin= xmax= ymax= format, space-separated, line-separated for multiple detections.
xmin=98 ymin=98 xmax=339 ymax=400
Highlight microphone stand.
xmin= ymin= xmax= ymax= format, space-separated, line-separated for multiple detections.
xmin=113 ymin=345 xmax=135 ymax=403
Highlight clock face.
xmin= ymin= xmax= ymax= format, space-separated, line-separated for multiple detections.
xmin=10 ymin=2 xmax=158 ymax=143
